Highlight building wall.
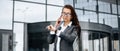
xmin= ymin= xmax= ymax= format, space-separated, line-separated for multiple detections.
xmin=0 ymin=0 xmax=119 ymax=51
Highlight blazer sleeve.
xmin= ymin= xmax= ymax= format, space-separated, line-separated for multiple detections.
xmin=59 ymin=27 xmax=77 ymax=43
xmin=47 ymin=34 xmax=56 ymax=44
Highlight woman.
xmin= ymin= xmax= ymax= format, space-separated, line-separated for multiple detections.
xmin=47 ymin=5 xmax=81 ymax=51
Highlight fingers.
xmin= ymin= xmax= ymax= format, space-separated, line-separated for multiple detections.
xmin=46 ymin=25 xmax=56 ymax=31
xmin=46 ymin=25 xmax=52 ymax=30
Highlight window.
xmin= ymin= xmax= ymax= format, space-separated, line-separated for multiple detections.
xmin=99 ymin=1 xmax=110 ymax=13
xmin=14 ymin=1 xmax=45 ymax=23
xmin=112 ymin=4 xmax=117 ymax=14
xmin=75 ymin=0 xmax=96 ymax=11
xmin=47 ymin=0 xmax=64 ymax=6
xmin=47 ymin=6 xmax=62 ymax=21
xmin=75 ymin=9 xmax=83 ymax=21
xmin=118 ymin=5 xmax=120 ymax=15
xmin=104 ymin=14 xmax=118 ymax=28
xmin=99 ymin=13 xmax=106 ymax=24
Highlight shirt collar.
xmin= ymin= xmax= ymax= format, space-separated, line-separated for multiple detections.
xmin=68 ymin=21 xmax=72 ymax=26
xmin=61 ymin=21 xmax=72 ymax=27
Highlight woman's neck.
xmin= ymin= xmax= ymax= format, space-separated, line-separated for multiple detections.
xmin=64 ymin=21 xmax=70 ymax=26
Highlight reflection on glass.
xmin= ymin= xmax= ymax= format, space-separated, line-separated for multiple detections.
xmin=14 ymin=1 xmax=45 ymax=23
xmin=47 ymin=6 xmax=62 ymax=21
xmin=14 ymin=23 xmax=24 ymax=51
xmin=0 ymin=0 xmax=12 ymax=29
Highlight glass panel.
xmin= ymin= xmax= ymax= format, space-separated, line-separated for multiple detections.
xmin=118 ymin=5 xmax=120 ymax=15
xmin=83 ymin=11 xmax=97 ymax=23
xmin=100 ymin=39 xmax=103 ymax=51
xmin=22 ymin=0 xmax=45 ymax=3
xmin=2 ymin=34 xmax=9 ymax=51
xmin=64 ymin=0 xmax=73 ymax=6
xmin=89 ymin=40 xmax=93 ymax=51
xmin=118 ymin=0 xmax=120 ymax=15
xmin=75 ymin=9 xmax=83 ymax=21
xmin=89 ymin=32 xmax=93 ymax=51
xmin=0 ymin=0 xmax=12 ymax=29
xmin=47 ymin=0 xmax=65 ymax=6
xmin=27 ymin=22 xmax=50 ymax=51
xmin=112 ymin=4 xmax=117 ymax=14
xmin=99 ymin=14 xmax=118 ymax=28
xmin=14 ymin=1 xmax=45 ymax=23
xmin=113 ymin=33 xmax=119 ymax=51
xmin=114 ymin=40 xmax=119 ymax=51
xmin=94 ymin=39 xmax=99 ymax=51
xmin=81 ymin=31 xmax=89 ymax=51
xmin=14 ymin=23 xmax=24 ymax=51
xmin=98 ymin=1 xmax=110 ymax=13
xmin=79 ymin=11 xmax=89 ymax=22
xmin=84 ymin=0 xmax=96 ymax=11
xmin=104 ymin=37 xmax=108 ymax=51
xmin=47 ymin=6 xmax=62 ymax=21
xmin=99 ymin=13 xmax=106 ymax=24
xmin=88 ymin=12 xmax=97 ymax=23
xmin=109 ymin=15 xmax=118 ymax=28
xmin=75 ymin=0 xmax=96 ymax=11
xmin=118 ymin=34 xmax=120 ymax=51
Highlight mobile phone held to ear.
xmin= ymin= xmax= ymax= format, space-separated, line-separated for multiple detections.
xmin=55 ymin=15 xmax=62 ymax=28
xmin=58 ymin=15 xmax=63 ymax=23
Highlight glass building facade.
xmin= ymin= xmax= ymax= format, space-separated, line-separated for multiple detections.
xmin=0 ymin=0 xmax=120 ymax=51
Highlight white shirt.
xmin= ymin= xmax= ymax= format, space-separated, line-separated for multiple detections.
xmin=50 ymin=22 xmax=72 ymax=51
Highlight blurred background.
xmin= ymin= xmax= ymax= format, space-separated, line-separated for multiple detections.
xmin=0 ymin=0 xmax=120 ymax=51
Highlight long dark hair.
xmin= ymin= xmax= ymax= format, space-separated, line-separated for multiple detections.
xmin=62 ymin=5 xmax=81 ymax=36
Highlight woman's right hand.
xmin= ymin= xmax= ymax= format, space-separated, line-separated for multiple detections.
xmin=46 ymin=25 xmax=56 ymax=31
xmin=54 ymin=15 xmax=62 ymax=28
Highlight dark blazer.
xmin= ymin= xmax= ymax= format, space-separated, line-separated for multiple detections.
xmin=47 ymin=23 xmax=77 ymax=51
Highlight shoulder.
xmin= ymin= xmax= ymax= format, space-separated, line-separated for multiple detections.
xmin=71 ymin=25 xmax=77 ymax=29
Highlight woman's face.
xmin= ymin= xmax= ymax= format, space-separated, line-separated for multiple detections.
xmin=61 ymin=8 xmax=72 ymax=22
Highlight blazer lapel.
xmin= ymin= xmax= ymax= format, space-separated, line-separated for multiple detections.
xmin=63 ymin=26 xmax=73 ymax=33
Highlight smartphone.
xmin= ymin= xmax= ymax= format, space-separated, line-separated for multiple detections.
xmin=55 ymin=15 xmax=63 ymax=28
xmin=57 ymin=15 xmax=62 ymax=24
